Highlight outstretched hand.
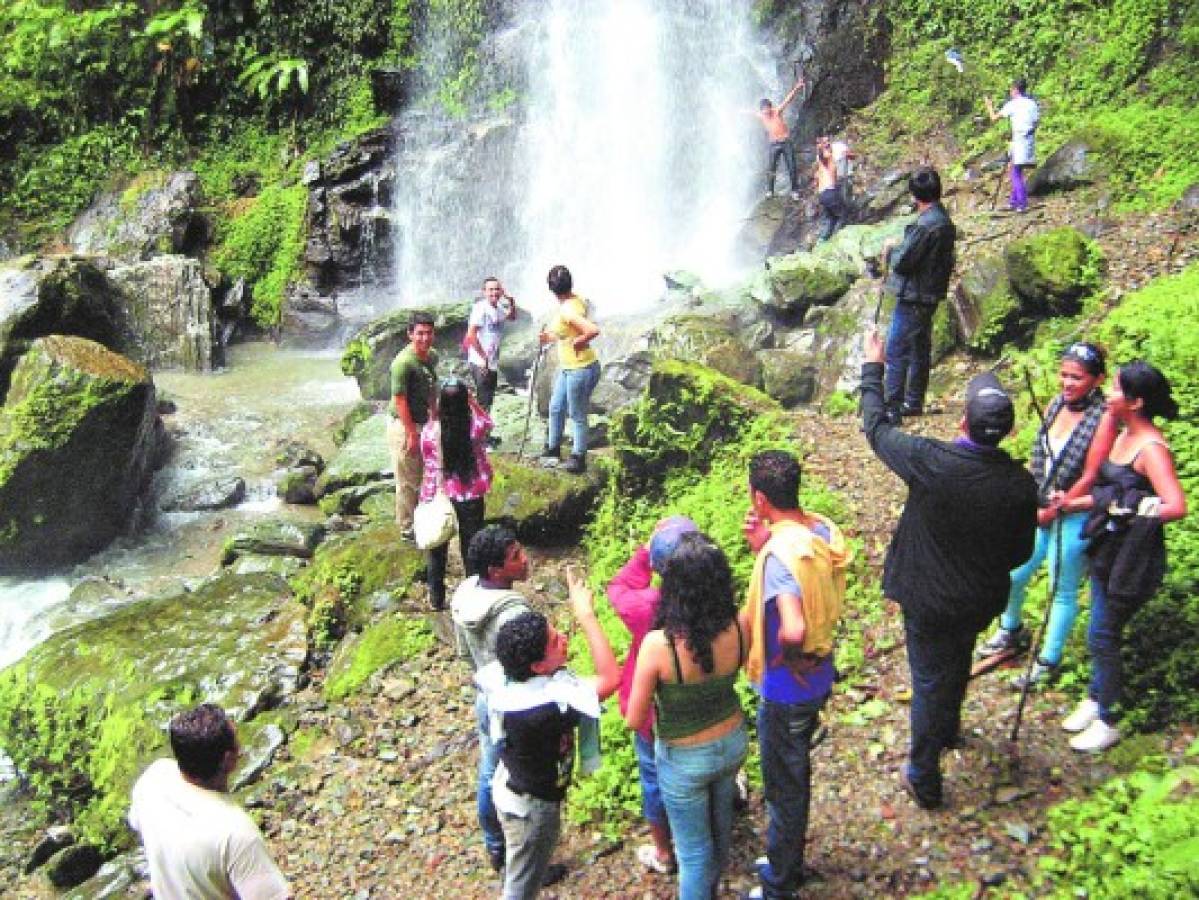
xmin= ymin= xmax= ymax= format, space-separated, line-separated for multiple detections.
xmin=565 ymin=566 xmax=595 ymax=620
xmin=863 ymin=327 xmax=885 ymax=364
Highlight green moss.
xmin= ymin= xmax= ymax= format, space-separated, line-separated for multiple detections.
xmin=1006 ymin=227 xmax=1104 ymax=311
xmin=324 ymin=615 xmax=435 ymax=700
xmin=118 ymin=169 xmax=169 ymax=213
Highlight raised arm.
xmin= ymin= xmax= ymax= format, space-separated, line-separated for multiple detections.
xmin=777 ymin=76 xmax=806 ymax=113
xmin=567 ymin=567 xmax=620 ymax=700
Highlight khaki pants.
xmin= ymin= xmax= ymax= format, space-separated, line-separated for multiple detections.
xmin=387 ymin=417 xmax=423 ymax=530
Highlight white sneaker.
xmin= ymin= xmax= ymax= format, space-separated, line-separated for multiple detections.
xmin=1062 ymin=698 xmax=1100 ymax=733
xmin=1069 ymin=718 xmax=1120 ymax=753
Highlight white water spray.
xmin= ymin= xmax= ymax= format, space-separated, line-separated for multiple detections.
xmin=391 ymin=0 xmax=774 ymax=314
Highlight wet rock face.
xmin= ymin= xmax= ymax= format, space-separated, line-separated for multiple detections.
xmin=0 ymin=336 xmax=162 ymax=572
xmin=0 ymin=256 xmax=137 ymax=398
xmin=107 ymin=255 xmax=215 ymax=371
xmin=1029 ymin=139 xmax=1102 ymax=195
xmin=66 ymin=171 xmax=208 ymax=262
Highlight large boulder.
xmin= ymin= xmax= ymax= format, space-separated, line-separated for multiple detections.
xmin=339 ymin=304 xmax=472 ymax=401
xmin=1006 ymin=226 xmax=1103 ymax=313
xmin=0 ymin=336 xmax=161 ymax=571
xmin=952 ymin=251 xmax=1022 ymax=353
xmin=757 ymin=349 xmax=820 ymax=406
xmin=485 ymin=456 xmax=605 ymax=545
xmin=762 ymin=253 xmax=856 ymax=314
xmin=0 ymin=256 xmax=136 ymax=397
xmin=314 ymin=413 xmax=391 ymax=497
xmin=107 ymin=256 xmax=215 ymax=371
xmin=66 ymin=171 xmax=207 ymax=262
xmin=1029 ymin=139 xmax=1103 ymax=195
xmin=647 ymin=315 xmax=761 ymax=387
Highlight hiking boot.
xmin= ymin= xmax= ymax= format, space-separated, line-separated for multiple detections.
xmin=899 ymin=767 xmax=942 ymax=810
xmin=539 ymin=445 xmax=561 ymax=467
xmin=977 ymin=625 xmax=1030 ymax=659
xmin=541 ymin=862 xmax=568 ymax=887
xmin=1069 ymin=718 xmax=1120 ymax=753
xmin=1062 ymin=697 xmax=1100 ymax=733
xmin=561 ymin=453 xmax=586 ymax=474
xmin=1013 ymin=658 xmax=1059 ymax=691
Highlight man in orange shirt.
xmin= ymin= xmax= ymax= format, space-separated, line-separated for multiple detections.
xmin=757 ymin=76 xmax=805 ymax=200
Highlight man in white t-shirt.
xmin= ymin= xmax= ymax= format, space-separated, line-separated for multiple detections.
xmin=128 ymin=704 xmax=290 ymax=900
xmin=986 ymin=78 xmax=1040 ymax=212
xmin=465 ymin=276 xmax=518 ymax=413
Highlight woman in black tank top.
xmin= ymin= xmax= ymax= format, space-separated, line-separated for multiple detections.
xmin=626 ymin=533 xmax=748 ymax=900
xmin=1058 ymin=361 xmax=1186 ymax=753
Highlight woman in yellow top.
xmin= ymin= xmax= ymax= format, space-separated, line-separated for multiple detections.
xmin=538 ymin=264 xmax=601 ymax=474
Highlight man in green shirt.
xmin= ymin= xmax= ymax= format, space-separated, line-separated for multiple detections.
xmin=387 ymin=312 xmax=438 ymax=537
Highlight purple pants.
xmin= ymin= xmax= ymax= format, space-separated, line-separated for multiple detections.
xmin=1010 ymin=164 xmax=1029 ymax=211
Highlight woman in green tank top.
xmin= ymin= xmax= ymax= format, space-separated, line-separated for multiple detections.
xmin=626 ymin=533 xmax=749 ymax=900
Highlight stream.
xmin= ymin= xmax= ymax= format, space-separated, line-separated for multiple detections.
xmin=0 ymin=343 xmax=361 ymax=670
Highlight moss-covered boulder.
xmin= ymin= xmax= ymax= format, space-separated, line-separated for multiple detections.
xmin=1006 ymin=227 xmax=1103 ymax=313
xmin=485 ymin=456 xmax=606 ymax=545
xmin=0 ymin=572 xmax=305 ymax=850
xmin=107 ymin=255 xmax=215 ymax=371
xmin=612 ymin=359 xmax=778 ymax=490
xmin=0 ymin=256 xmax=136 ymax=398
xmin=65 ymin=170 xmax=207 ymax=263
xmin=314 ymin=412 xmax=391 ymax=497
xmin=325 ymin=615 xmax=436 ymax=700
xmin=647 ymin=315 xmax=761 ymax=386
xmin=290 ymin=521 xmax=425 ymax=643
xmin=339 ymin=303 xmax=470 ymax=401
xmin=0 ymin=336 xmax=162 ymax=571
xmin=757 ymin=349 xmax=820 ymax=407
xmin=317 ymin=480 xmax=394 ymax=516
xmin=1029 ymin=138 xmax=1103 ymax=196
xmin=953 ymin=251 xmax=1023 ymax=353
xmin=763 ymin=253 xmax=855 ymax=313
xmin=220 ymin=520 xmax=326 ymax=566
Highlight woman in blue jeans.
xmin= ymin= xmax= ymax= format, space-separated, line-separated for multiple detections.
xmin=626 ymin=532 xmax=748 ymax=900
xmin=1059 ymin=361 xmax=1185 ymax=752
xmin=538 ymin=264 xmax=601 ymax=474
xmin=978 ymin=342 xmax=1108 ymax=684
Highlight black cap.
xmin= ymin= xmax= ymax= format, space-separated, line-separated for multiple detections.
xmin=965 ymin=372 xmax=1015 ymax=444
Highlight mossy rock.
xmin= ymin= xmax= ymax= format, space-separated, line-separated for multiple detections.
xmin=763 ymin=254 xmax=855 ymax=313
xmin=220 ymin=520 xmax=326 ymax=566
xmin=340 ymin=303 xmax=470 ymax=401
xmin=317 ymin=480 xmax=394 ymax=516
xmin=953 ymin=252 xmax=1022 ymax=354
xmin=361 ymin=488 xmax=397 ymax=522
xmin=611 ymin=359 xmax=779 ymax=491
xmin=314 ymin=412 xmax=391 ymax=497
xmin=485 ymin=456 xmax=606 ymax=545
xmin=647 ymin=315 xmax=761 ymax=386
xmin=277 ymin=467 xmax=318 ymax=505
xmin=0 ymin=335 xmax=161 ymax=571
xmin=333 ymin=400 xmax=378 ymax=446
xmin=1006 ymin=226 xmax=1103 ymax=313
xmin=0 ymin=571 xmax=306 ymax=850
xmin=324 ymin=615 xmax=436 ymax=701
xmin=757 ymin=349 xmax=819 ymax=407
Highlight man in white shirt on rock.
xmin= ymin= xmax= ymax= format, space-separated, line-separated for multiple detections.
xmin=986 ymin=78 xmax=1040 ymax=213
xmin=465 ymin=275 xmax=518 ymax=415
xmin=128 ymin=703 xmax=290 ymax=900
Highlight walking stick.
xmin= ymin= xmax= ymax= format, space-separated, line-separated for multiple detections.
xmin=989 ymin=154 xmax=1009 ymax=211
xmin=517 ymin=345 xmax=547 ymax=461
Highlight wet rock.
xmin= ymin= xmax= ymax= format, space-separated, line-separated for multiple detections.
xmin=0 ymin=255 xmax=138 ymax=397
xmin=273 ymin=439 xmax=325 ymax=471
xmin=318 ymin=480 xmax=394 ymax=516
xmin=1006 ymin=226 xmax=1103 ymax=313
xmin=485 ymin=456 xmax=606 ymax=545
xmin=221 ymin=520 xmax=326 ymax=565
xmin=333 ymin=401 xmax=379 ymax=447
xmin=280 ymin=283 xmax=340 ymax=346
xmin=763 ymin=253 xmax=856 ymax=313
xmin=44 ymin=844 xmax=103 ymax=889
xmin=315 ymin=413 xmax=391 ymax=497
xmin=25 ymin=826 xmax=74 ymax=874
xmin=107 ymin=255 xmax=215 ymax=371
xmin=61 ymin=849 xmax=148 ymax=900
xmin=230 ymin=554 xmax=307 ymax=578
xmin=278 ymin=467 xmax=319 ymax=505
xmin=340 ymin=304 xmax=472 ymax=402
xmin=0 ymin=336 xmax=162 ymax=571
xmin=160 ymin=475 xmax=246 ymax=512
xmin=647 ymin=314 xmax=761 ymax=386
xmin=1029 ymin=139 xmax=1103 ymax=195
xmin=66 ymin=171 xmax=207 ymax=262
xmin=231 ymin=722 xmax=287 ymax=792
xmin=952 ymin=251 xmax=1020 ymax=353
xmin=758 ymin=349 xmax=819 ymax=406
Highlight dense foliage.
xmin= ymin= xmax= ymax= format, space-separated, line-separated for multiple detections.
xmin=867 ymin=0 xmax=1199 ymax=209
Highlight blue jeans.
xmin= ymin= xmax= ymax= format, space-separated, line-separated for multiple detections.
xmin=634 ymin=731 xmax=667 ymax=827
xmin=884 ymin=302 xmax=934 ymax=415
xmin=547 ymin=361 xmax=600 ymax=455
xmin=903 ymin=618 xmax=977 ymax=803
xmin=655 ymin=724 xmax=748 ymax=900
xmin=476 ymin=693 xmax=504 ymax=857
xmin=1086 ymin=575 xmax=1146 ymax=725
xmin=1001 ymin=511 xmax=1090 ymax=665
xmin=757 ymin=698 xmax=827 ymax=898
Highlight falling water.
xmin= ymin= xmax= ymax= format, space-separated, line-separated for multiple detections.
xmin=391 ymin=0 xmax=775 ymax=313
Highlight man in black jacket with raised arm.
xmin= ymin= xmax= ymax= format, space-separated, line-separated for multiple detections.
xmin=878 ymin=166 xmax=956 ymax=423
xmin=860 ymin=329 xmax=1037 ymax=809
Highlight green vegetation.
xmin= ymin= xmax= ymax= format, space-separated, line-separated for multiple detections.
xmin=867 ymin=0 xmax=1199 ymax=209
xmin=325 ymin=616 xmax=435 ymax=700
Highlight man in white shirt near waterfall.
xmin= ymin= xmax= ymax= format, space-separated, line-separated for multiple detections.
xmin=128 ymin=703 xmax=290 ymax=900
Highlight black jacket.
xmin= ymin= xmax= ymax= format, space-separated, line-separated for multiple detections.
xmin=885 ymin=202 xmax=956 ymax=306
xmin=860 ymin=363 xmax=1037 ymax=630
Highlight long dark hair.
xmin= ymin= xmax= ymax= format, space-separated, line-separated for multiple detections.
xmin=1119 ymin=361 xmax=1179 ymax=421
xmin=654 ymin=532 xmax=738 ymax=675
xmin=438 ymin=379 xmax=477 ymax=482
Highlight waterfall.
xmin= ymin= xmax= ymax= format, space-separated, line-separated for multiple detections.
xmin=390 ymin=0 xmax=775 ymax=314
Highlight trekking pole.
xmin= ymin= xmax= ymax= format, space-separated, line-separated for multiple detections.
xmin=1006 ymin=368 xmax=1064 ymax=765
xmin=989 ymin=154 xmax=1009 ymax=211
xmin=517 ymin=344 xmax=547 ymax=461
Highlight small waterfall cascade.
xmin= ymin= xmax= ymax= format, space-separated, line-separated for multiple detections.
xmin=390 ymin=0 xmax=775 ymax=314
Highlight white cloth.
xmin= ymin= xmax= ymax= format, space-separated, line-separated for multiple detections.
xmin=1000 ymin=96 xmax=1040 ymax=165
xmin=128 ymin=759 xmax=289 ymax=900
xmin=831 ymin=140 xmax=853 ymax=178
xmin=466 ymin=299 xmax=507 ymax=368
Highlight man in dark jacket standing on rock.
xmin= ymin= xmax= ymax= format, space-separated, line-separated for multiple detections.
xmin=879 ymin=167 xmax=956 ymax=423
xmin=859 ymin=329 xmax=1037 ymax=808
